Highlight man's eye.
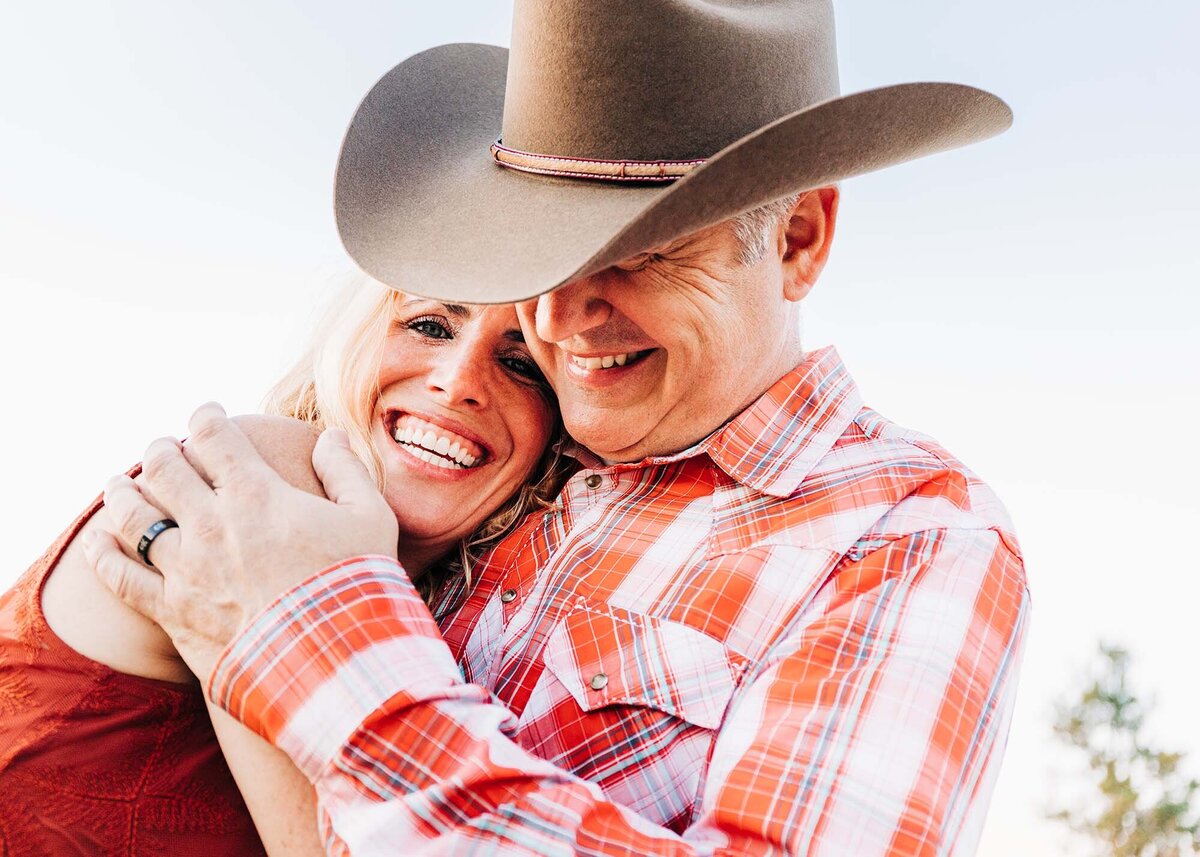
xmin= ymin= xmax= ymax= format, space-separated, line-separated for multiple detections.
xmin=615 ymin=250 xmax=669 ymax=273
xmin=408 ymin=318 xmax=452 ymax=339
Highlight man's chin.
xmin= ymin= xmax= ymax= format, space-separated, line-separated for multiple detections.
xmin=568 ymin=427 xmax=651 ymax=465
xmin=574 ymin=428 xmax=687 ymax=466
xmin=561 ymin=397 xmax=685 ymax=463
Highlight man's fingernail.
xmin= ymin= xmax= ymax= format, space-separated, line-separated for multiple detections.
xmin=80 ymin=530 xmax=97 ymax=551
xmin=326 ymin=428 xmax=350 ymax=448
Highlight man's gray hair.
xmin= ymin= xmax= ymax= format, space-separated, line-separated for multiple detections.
xmin=731 ymin=192 xmax=802 ymax=265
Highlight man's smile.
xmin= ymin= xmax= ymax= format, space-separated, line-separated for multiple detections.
xmin=565 ymin=349 xmax=656 ymax=371
xmin=561 ymin=348 xmax=659 ymax=389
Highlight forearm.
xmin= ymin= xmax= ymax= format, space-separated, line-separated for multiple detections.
xmin=206 ymin=701 xmax=326 ymax=857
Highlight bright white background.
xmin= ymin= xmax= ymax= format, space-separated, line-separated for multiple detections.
xmin=1 ymin=3 xmax=1197 ymax=854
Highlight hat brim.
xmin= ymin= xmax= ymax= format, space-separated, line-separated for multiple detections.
xmin=335 ymin=42 xmax=1012 ymax=304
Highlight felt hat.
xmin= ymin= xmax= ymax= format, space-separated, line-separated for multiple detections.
xmin=335 ymin=0 xmax=1011 ymax=303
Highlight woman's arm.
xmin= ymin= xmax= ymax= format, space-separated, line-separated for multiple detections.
xmin=206 ymin=701 xmax=324 ymax=856
xmin=41 ymin=414 xmax=328 ymax=856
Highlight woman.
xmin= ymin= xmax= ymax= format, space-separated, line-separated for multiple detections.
xmin=0 ymin=278 xmax=569 ymax=855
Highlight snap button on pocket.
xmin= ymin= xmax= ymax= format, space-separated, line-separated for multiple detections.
xmin=500 ymin=589 xmax=517 ymax=603
xmin=541 ymin=602 xmax=740 ymax=729
xmin=584 ymin=474 xmax=603 ymax=489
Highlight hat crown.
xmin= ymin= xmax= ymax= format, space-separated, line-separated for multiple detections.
xmin=501 ymin=0 xmax=840 ymax=162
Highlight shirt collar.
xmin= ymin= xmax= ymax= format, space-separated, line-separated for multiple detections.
xmin=701 ymin=346 xmax=862 ymax=497
xmin=565 ymin=347 xmax=863 ymax=499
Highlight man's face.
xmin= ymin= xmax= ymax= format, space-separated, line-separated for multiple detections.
xmin=516 ymin=217 xmax=809 ymax=462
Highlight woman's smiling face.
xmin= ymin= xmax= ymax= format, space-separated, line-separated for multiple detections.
xmin=369 ymin=299 xmax=555 ymax=569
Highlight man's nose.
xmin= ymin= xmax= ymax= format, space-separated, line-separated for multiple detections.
xmin=533 ymin=276 xmax=613 ymax=344
xmin=428 ymin=342 xmax=490 ymax=409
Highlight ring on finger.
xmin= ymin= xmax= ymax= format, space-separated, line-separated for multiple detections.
xmin=136 ymin=519 xmax=179 ymax=569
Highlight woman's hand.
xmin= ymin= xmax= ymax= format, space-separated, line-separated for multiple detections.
xmin=83 ymin=402 xmax=398 ymax=682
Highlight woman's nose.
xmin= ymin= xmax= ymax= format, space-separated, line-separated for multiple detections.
xmin=533 ymin=275 xmax=612 ymax=344
xmin=427 ymin=340 xmax=490 ymax=408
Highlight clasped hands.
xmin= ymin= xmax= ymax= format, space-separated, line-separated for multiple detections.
xmin=82 ymin=402 xmax=399 ymax=682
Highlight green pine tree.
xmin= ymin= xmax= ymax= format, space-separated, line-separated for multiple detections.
xmin=1049 ymin=643 xmax=1199 ymax=857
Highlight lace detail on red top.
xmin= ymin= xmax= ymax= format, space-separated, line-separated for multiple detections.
xmin=0 ymin=489 xmax=266 ymax=856
xmin=0 ymin=652 xmax=35 ymax=716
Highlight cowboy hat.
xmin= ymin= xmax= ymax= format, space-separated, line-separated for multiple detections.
xmin=335 ymin=0 xmax=1011 ymax=304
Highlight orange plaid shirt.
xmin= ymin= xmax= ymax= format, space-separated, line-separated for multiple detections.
xmin=211 ymin=347 xmax=1030 ymax=855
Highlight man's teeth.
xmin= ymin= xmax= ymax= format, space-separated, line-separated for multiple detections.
xmin=570 ymin=351 xmax=638 ymax=370
xmin=391 ymin=422 xmax=479 ymax=468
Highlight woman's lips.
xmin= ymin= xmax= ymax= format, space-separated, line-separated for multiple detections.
xmin=386 ymin=413 xmax=486 ymax=470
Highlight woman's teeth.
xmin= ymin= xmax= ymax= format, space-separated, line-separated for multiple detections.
xmin=391 ymin=418 xmax=481 ymax=469
xmin=569 ymin=351 xmax=642 ymax=370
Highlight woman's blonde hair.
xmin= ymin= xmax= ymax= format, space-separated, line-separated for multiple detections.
xmin=263 ymin=276 xmax=570 ymax=604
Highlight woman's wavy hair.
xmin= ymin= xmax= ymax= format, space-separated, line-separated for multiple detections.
xmin=263 ymin=276 xmax=572 ymax=604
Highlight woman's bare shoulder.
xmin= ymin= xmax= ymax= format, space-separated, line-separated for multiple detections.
xmin=227 ymin=415 xmax=324 ymax=498
xmin=41 ymin=415 xmax=326 ymax=684
xmin=42 ymin=508 xmax=193 ymax=682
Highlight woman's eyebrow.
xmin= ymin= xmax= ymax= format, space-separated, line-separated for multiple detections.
xmin=400 ymin=298 xmax=473 ymax=318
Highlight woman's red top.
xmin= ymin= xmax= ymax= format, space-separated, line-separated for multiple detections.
xmin=0 ymin=494 xmax=266 ymax=855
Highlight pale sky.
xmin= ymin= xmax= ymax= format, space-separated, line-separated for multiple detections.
xmin=1 ymin=3 xmax=1198 ymax=854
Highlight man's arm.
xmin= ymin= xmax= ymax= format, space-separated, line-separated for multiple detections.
xmin=90 ymin=405 xmax=1028 ymax=855
xmin=211 ymin=531 xmax=1028 ymax=855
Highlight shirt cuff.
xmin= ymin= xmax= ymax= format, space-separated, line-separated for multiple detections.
xmin=206 ymin=555 xmax=463 ymax=778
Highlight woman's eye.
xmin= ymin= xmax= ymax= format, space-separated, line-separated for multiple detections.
xmin=408 ymin=318 xmax=452 ymax=339
xmin=501 ymin=356 xmax=543 ymax=382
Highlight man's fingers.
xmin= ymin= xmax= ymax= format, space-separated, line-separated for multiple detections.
xmin=81 ymin=528 xmax=167 ymax=622
xmin=312 ymin=428 xmax=398 ymax=558
xmin=137 ymin=436 xmax=214 ymax=525
xmin=103 ymin=473 xmax=181 ymax=570
xmin=312 ymin=428 xmax=382 ymax=509
xmin=184 ymin=402 xmax=276 ymax=492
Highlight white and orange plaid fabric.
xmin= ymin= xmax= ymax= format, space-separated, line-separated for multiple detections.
xmin=211 ymin=347 xmax=1030 ymax=856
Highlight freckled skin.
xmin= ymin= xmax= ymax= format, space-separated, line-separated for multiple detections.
xmin=370 ymin=301 xmax=555 ymax=569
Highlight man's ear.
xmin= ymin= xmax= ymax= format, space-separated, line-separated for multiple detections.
xmin=779 ymin=186 xmax=839 ymax=301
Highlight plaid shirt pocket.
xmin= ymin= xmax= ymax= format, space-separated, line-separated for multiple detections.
xmin=541 ymin=601 xmax=738 ymax=727
xmin=518 ymin=601 xmax=739 ymax=829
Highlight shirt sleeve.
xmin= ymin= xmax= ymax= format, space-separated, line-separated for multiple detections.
xmin=208 ymin=527 xmax=1029 ymax=856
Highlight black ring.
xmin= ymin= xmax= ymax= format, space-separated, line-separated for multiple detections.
xmin=136 ymin=519 xmax=179 ymax=568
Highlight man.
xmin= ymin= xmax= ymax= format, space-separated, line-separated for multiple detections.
xmin=88 ymin=1 xmax=1029 ymax=854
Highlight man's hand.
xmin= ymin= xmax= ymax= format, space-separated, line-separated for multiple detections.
xmin=83 ymin=402 xmax=399 ymax=681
